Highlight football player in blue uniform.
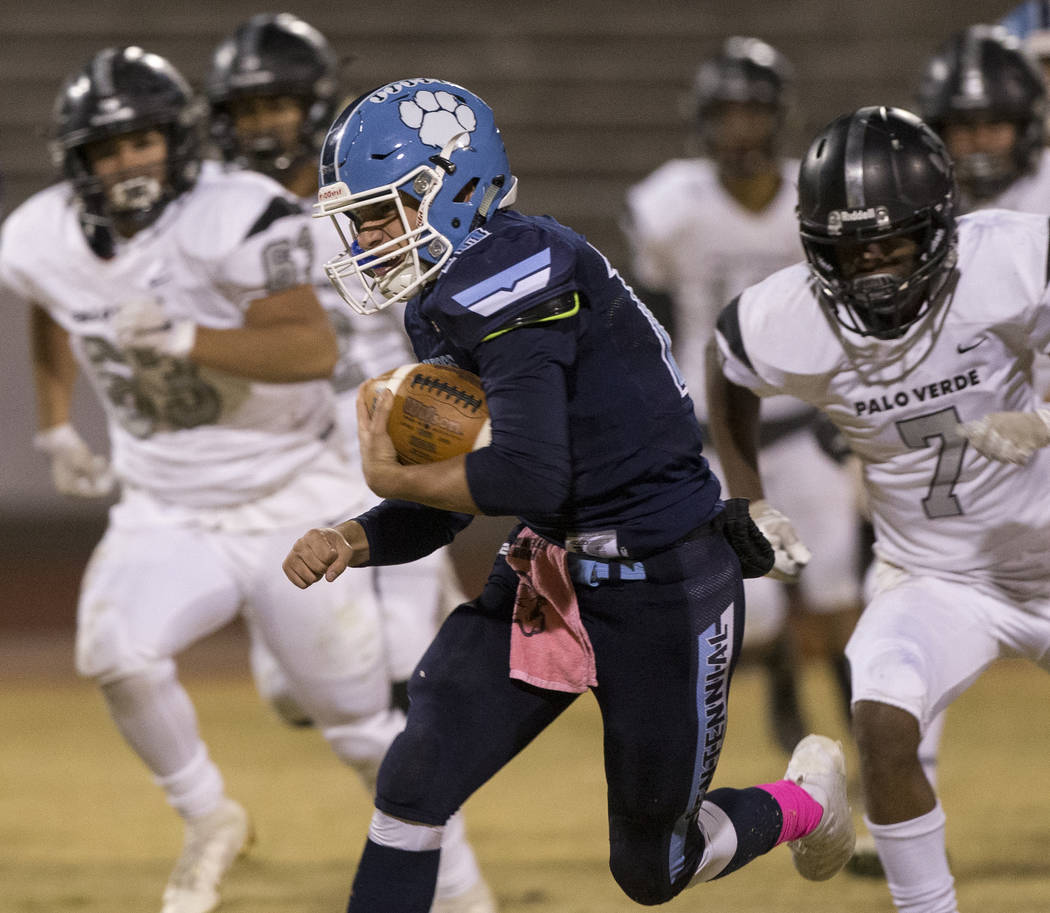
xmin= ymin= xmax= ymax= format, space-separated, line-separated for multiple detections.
xmin=283 ymin=78 xmax=855 ymax=912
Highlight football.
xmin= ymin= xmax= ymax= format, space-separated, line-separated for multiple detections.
xmin=362 ymin=362 xmax=491 ymax=464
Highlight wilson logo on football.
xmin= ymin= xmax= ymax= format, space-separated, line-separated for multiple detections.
xmin=362 ymin=362 xmax=491 ymax=464
xmin=402 ymin=395 xmax=467 ymax=434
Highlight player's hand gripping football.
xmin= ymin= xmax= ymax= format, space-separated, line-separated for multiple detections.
xmin=956 ymin=408 xmax=1050 ymax=465
xmin=355 ymin=385 xmax=404 ymax=498
xmin=33 ymin=423 xmax=115 ymax=498
xmin=112 ymin=296 xmax=196 ymax=358
xmin=283 ymin=525 xmax=360 ymax=588
xmin=748 ymin=499 xmax=812 ymax=583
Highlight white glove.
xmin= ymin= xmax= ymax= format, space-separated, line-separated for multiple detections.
xmin=956 ymin=408 xmax=1050 ymax=465
xmin=112 ymin=296 xmax=196 ymax=358
xmin=33 ymin=423 xmax=115 ymax=498
xmin=749 ymin=499 xmax=812 ymax=583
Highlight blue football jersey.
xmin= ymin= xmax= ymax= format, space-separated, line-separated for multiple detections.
xmin=397 ymin=210 xmax=720 ymax=559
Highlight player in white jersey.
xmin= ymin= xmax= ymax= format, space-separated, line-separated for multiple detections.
xmin=203 ymin=13 xmax=469 ymax=739
xmin=0 ymin=47 xmax=487 ymax=913
xmin=916 ymin=24 xmax=1050 ymax=405
xmin=917 ymin=25 xmax=1050 ymax=219
xmin=877 ymin=28 xmax=1050 ymax=869
xmin=707 ymin=105 xmax=1050 ymax=913
xmin=624 ymin=36 xmax=861 ymax=755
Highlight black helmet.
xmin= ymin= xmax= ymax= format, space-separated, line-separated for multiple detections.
xmin=916 ymin=24 xmax=1046 ymax=203
xmin=51 ymin=46 xmax=201 ymax=255
xmin=798 ymin=106 xmax=958 ymax=340
xmin=694 ymin=36 xmax=793 ymax=115
xmin=206 ymin=12 xmax=339 ymax=178
xmin=691 ymin=37 xmax=793 ymax=176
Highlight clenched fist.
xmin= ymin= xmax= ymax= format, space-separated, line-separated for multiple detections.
xmin=283 ymin=524 xmax=364 ymax=588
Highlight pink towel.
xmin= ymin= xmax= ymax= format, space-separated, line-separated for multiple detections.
xmin=504 ymin=528 xmax=598 ymax=693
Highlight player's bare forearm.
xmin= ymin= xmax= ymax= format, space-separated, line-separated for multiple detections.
xmin=370 ymin=454 xmax=481 ymax=514
xmin=705 ymin=338 xmax=764 ymax=500
xmin=29 ymin=303 xmax=78 ymax=429
xmin=190 ymin=284 xmax=338 ymax=381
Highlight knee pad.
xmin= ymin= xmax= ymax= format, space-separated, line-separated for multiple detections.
xmin=374 ymin=721 xmax=457 ymax=826
xmin=97 ymin=658 xmax=178 ymax=711
xmin=848 ymin=638 xmax=929 ymax=724
xmin=75 ymin=600 xmax=148 ymax=682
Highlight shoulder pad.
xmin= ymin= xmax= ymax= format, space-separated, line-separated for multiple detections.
xmin=245 ymin=195 xmax=304 ymax=240
xmin=715 ymin=294 xmax=754 ymax=372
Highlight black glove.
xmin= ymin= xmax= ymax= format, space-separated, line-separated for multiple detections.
xmin=719 ymin=498 xmax=775 ymax=579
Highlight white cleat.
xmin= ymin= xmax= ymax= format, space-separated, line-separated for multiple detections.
xmin=160 ymin=799 xmax=253 ymax=913
xmin=784 ymin=734 xmax=855 ymax=881
xmin=431 ymin=877 xmax=498 ymax=913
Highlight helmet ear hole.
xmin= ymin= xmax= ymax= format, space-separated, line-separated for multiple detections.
xmin=454 ymin=177 xmax=479 ymax=203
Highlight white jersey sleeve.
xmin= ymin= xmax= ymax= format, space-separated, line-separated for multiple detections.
xmin=0 ymin=165 xmax=337 ymax=510
xmin=714 ymin=210 xmax=1050 ymax=599
xmin=978 ymin=152 xmax=1050 ymax=400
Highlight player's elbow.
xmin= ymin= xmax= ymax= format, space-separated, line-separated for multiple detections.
xmin=513 ymin=467 xmax=571 ymax=515
xmin=468 ymin=446 xmax=571 ymax=516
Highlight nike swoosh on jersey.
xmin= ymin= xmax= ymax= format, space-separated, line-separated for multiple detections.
xmin=452 ymin=248 xmax=552 ymax=316
xmin=957 ymin=337 xmax=987 ymax=353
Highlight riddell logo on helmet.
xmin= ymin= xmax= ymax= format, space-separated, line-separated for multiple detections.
xmin=838 ymin=208 xmax=877 ymax=221
xmin=827 ymin=205 xmax=890 ymax=235
xmin=317 ymin=182 xmax=350 ymax=203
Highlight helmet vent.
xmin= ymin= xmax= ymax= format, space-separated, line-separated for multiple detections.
xmin=453 ymin=177 xmax=478 ymax=203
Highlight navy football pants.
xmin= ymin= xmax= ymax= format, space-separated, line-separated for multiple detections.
xmin=374 ymin=526 xmax=745 ymax=905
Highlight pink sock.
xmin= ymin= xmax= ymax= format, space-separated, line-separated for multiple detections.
xmin=757 ymin=780 xmax=824 ymax=845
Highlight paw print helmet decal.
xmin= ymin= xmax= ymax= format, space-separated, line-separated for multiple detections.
xmin=315 ymin=78 xmax=518 ymax=314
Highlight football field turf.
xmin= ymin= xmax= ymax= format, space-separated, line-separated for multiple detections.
xmin=3 ymin=628 xmax=1048 ymax=913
